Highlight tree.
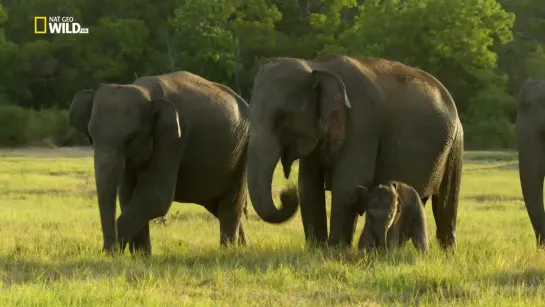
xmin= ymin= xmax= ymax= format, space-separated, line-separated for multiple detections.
xmin=496 ymin=0 xmax=545 ymax=95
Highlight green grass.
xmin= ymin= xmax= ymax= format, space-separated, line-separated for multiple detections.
xmin=1 ymin=147 xmax=544 ymax=306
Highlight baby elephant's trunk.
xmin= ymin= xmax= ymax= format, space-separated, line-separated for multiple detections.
xmin=375 ymin=225 xmax=388 ymax=250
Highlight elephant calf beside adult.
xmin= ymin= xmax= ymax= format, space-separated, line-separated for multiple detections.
xmin=69 ymin=71 xmax=250 ymax=256
xmin=246 ymin=55 xmax=464 ymax=250
xmin=517 ymin=79 xmax=545 ymax=248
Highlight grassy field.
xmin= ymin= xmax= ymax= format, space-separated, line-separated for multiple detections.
xmin=1 ymin=147 xmax=544 ymax=306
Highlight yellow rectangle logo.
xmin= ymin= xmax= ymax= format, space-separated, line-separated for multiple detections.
xmin=34 ymin=16 xmax=47 ymax=34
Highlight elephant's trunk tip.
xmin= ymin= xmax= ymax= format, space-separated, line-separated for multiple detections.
xmin=258 ymin=184 xmax=298 ymax=224
xmin=280 ymin=184 xmax=298 ymax=207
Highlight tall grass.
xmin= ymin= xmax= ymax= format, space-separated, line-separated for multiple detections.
xmin=0 ymin=149 xmax=544 ymax=306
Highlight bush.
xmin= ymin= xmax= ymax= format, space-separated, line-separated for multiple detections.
xmin=462 ymin=83 xmax=517 ymax=150
xmin=0 ymin=104 xmax=31 ymax=145
xmin=0 ymin=105 xmax=89 ymax=147
xmin=463 ymin=117 xmax=516 ymax=150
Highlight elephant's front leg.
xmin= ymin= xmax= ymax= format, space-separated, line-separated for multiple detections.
xmin=116 ymin=144 xmax=182 ymax=253
xmin=118 ymin=169 xmax=151 ymax=256
xmin=298 ymin=153 xmax=328 ymax=247
xmin=357 ymin=221 xmax=376 ymax=251
xmin=328 ymin=188 xmax=360 ymax=248
xmin=327 ymin=132 xmax=378 ymax=248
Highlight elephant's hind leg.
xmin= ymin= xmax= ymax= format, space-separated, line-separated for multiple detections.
xmin=237 ymin=199 xmax=249 ymax=246
xmin=237 ymin=220 xmax=248 ymax=246
xmin=216 ymin=192 xmax=245 ymax=246
xmin=431 ymin=124 xmax=463 ymax=250
xmin=204 ymin=200 xmax=248 ymax=247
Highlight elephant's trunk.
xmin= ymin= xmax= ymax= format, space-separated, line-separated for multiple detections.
xmin=374 ymin=226 xmax=388 ymax=250
xmin=517 ymin=129 xmax=545 ymax=247
xmin=93 ymin=146 xmax=125 ymax=252
xmin=379 ymin=234 xmax=387 ymax=250
xmin=247 ymin=129 xmax=298 ymax=224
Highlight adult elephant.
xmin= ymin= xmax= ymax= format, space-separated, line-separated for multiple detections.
xmin=517 ymin=79 xmax=545 ymax=248
xmin=246 ymin=55 xmax=463 ymax=250
xmin=69 ymin=71 xmax=250 ymax=256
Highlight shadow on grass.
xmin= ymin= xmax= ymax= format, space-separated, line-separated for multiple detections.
xmin=0 ymin=188 xmax=96 ymax=199
xmin=463 ymin=151 xmax=517 ymax=162
xmin=463 ymin=194 xmax=523 ymax=204
xmin=489 ymin=268 xmax=545 ymax=288
xmin=0 ymin=245 xmax=421 ymax=287
xmin=463 ymin=162 xmax=519 ymax=173
xmin=150 ymin=210 xmax=263 ymax=226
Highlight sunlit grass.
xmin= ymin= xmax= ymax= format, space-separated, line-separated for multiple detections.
xmin=1 ymin=147 xmax=544 ymax=306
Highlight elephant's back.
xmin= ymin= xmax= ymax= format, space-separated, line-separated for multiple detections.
xmin=345 ymin=57 xmax=460 ymax=197
xmin=350 ymin=56 xmax=458 ymax=114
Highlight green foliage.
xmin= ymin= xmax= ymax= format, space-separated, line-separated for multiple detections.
xmin=525 ymin=45 xmax=545 ymax=80
xmin=0 ymin=105 xmax=88 ymax=146
xmin=0 ymin=0 xmax=541 ymax=148
xmin=335 ymin=0 xmax=515 ymax=113
xmin=462 ymin=86 xmax=517 ymax=149
xmin=496 ymin=0 xmax=545 ymax=94
xmin=170 ymin=0 xmax=237 ymax=85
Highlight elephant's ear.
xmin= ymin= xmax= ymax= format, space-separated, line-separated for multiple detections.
xmin=68 ymin=89 xmax=95 ymax=144
xmin=151 ymin=98 xmax=183 ymax=143
xmin=311 ymin=69 xmax=351 ymax=153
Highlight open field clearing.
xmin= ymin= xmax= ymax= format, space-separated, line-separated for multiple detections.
xmin=1 ymin=148 xmax=544 ymax=306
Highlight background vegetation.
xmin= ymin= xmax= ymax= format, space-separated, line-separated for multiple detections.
xmin=0 ymin=0 xmax=544 ymax=148
xmin=1 ymin=148 xmax=543 ymax=306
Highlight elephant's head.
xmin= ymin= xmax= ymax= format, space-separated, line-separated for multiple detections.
xmin=356 ymin=183 xmax=400 ymax=249
xmin=246 ymin=58 xmax=352 ymax=223
xmin=68 ymin=84 xmax=182 ymax=251
xmin=516 ymin=79 xmax=545 ymax=247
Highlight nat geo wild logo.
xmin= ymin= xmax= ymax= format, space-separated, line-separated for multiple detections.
xmin=34 ymin=16 xmax=89 ymax=35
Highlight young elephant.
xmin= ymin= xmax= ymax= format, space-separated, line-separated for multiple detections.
xmin=356 ymin=181 xmax=429 ymax=253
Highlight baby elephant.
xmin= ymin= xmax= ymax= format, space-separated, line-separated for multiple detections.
xmin=356 ymin=181 xmax=429 ymax=253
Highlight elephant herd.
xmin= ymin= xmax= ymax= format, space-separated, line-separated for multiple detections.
xmin=68 ymin=54 xmax=544 ymax=257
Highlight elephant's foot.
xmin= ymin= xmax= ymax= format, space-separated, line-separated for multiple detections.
xmin=127 ymin=224 xmax=152 ymax=257
xmin=437 ymin=230 xmax=456 ymax=250
xmin=102 ymin=241 xmax=122 ymax=257
xmin=328 ymin=226 xmax=355 ymax=248
xmin=327 ymin=238 xmax=350 ymax=248
xmin=129 ymin=241 xmax=152 ymax=257
xmin=220 ymin=232 xmax=238 ymax=247
xmin=238 ymin=224 xmax=248 ymax=246
xmin=328 ymin=201 xmax=358 ymax=249
xmin=535 ymin=230 xmax=545 ymax=249
xmin=302 ymin=227 xmax=328 ymax=249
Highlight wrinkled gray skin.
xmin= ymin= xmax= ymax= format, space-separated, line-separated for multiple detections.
xmin=517 ymin=79 xmax=545 ymax=248
xmin=69 ymin=71 xmax=250 ymax=256
xmin=356 ymin=181 xmax=429 ymax=253
xmin=247 ymin=55 xmax=463 ymax=250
